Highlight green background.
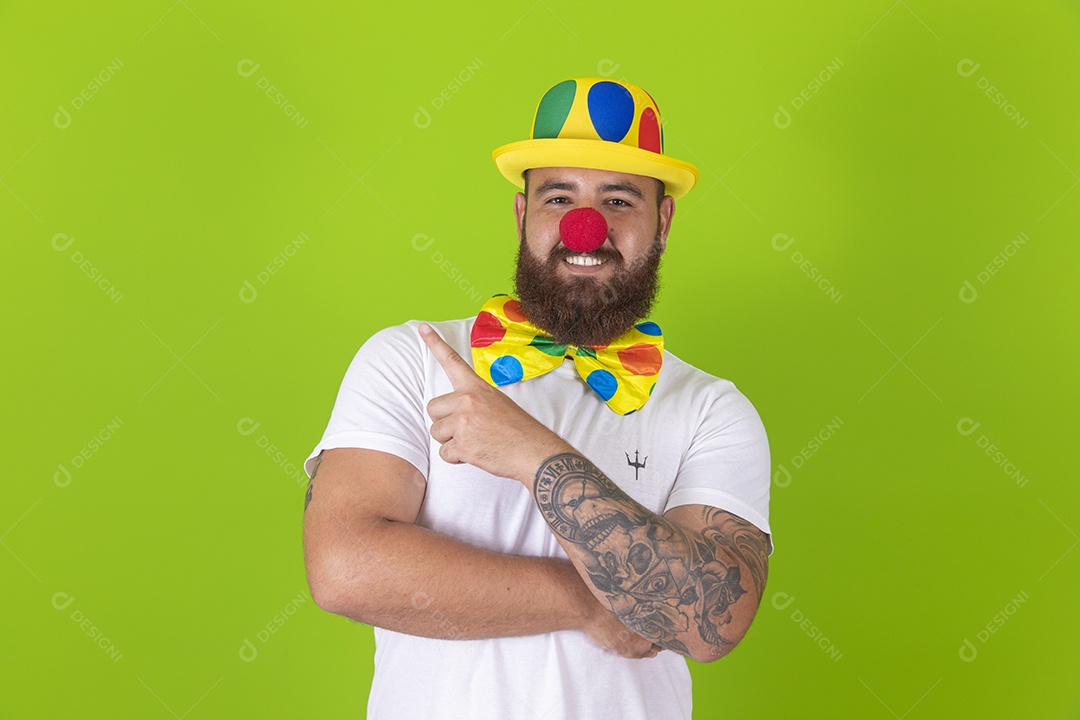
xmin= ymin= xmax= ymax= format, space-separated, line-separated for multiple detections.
xmin=3 ymin=1 xmax=1078 ymax=717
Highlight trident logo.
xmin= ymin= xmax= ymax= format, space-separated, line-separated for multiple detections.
xmin=625 ymin=450 xmax=647 ymax=481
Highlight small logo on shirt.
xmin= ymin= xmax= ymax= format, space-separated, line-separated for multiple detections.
xmin=625 ymin=450 xmax=648 ymax=480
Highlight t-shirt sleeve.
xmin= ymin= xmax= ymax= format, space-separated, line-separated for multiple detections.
xmin=663 ymin=383 xmax=774 ymax=555
xmin=303 ymin=321 xmax=429 ymax=480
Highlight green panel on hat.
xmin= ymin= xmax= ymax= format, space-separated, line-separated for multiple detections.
xmin=532 ymin=79 xmax=576 ymax=139
xmin=494 ymin=77 xmax=700 ymax=198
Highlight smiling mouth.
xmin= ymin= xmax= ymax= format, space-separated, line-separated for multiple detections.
xmin=564 ymin=254 xmax=606 ymax=267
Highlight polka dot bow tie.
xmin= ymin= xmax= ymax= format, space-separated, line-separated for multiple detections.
xmin=470 ymin=294 xmax=664 ymax=415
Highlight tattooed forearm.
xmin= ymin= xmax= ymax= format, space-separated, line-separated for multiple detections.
xmin=305 ymin=452 xmax=323 ymax=512
xmin=532 ymin=452 xmax=759 ymax=659
xmin=699 ymin=508 xmax=769 ymax=603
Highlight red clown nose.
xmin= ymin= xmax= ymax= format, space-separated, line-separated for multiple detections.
xmin=559 ymin=208 xmax=608 ymax=253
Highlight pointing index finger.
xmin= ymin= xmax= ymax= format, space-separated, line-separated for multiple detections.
xmin=419 ymin=323 xmax=480 ymax=388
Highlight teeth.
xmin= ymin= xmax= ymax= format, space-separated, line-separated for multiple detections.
xmin=584 ymin=514 xmax=613 ymax=532
xmin=566 ymin=254 xmax=604 ymax=267
xmin=582 ymin=513 xmax=618 ymax=550
xmin=586 ymin=523 xmax=616 ymax=550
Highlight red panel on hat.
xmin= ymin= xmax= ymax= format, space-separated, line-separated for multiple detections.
xmin=638 ymin=107 xmax=661 ymax=154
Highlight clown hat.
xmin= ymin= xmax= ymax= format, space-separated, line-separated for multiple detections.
xmin=492 ymin=78 xmax=699 ymax=200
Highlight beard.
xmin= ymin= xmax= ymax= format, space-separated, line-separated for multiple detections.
xmin=513 ymin=219 xmax=664 ymax=348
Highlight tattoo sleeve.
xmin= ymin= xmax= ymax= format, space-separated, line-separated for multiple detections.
xmin=532 ymin=452 xmax=768 ymax=658
xmin=305 ymin=452 xmax=322 ymax=512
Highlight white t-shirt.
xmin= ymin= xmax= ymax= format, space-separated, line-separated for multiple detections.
xmin=305 ymin=316 xmax=773 ymax=720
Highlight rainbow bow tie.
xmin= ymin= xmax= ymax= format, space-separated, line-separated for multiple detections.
xmin=470 ymin=294 xmax=663 ymax=415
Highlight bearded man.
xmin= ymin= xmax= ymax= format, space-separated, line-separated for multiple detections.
xmin=302 ymin=77 xmax=773 ymax=720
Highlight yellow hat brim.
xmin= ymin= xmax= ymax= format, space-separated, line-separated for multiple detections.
xmin=492 ymin=138 xmax=699 ymax=201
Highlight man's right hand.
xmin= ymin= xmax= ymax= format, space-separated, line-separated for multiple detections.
xmin=583 ymin=602 xmax=662 ymax=659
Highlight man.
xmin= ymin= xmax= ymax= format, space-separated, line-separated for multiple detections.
xmin=302 ymin=77 xmax=773 ymax=719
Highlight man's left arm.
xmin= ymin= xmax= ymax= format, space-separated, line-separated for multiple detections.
xmin=418 ymin=323 xmax=769 ymax=663
xmin=529 ymin=451 xmax=768 ymax=662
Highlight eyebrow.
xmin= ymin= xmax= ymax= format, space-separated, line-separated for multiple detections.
xmin=533 ymin=178 xmax=645 ymax=201
xmin=533 ymin=179 xmax=575 ymax=196
xmin=602 ymin=182 xmax=645 ymax=201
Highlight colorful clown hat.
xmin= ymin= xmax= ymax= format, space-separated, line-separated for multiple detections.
xmin=492 ymin=78 xmax=699 ymax=200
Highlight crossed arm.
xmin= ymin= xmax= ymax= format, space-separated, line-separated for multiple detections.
xmin=303 ymin=324 xmax=769 ymax=662
xmin=303 ymin=446 xmax=660 ymax=658
xmin=530 ymin=452 xmax=768 ymax=662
